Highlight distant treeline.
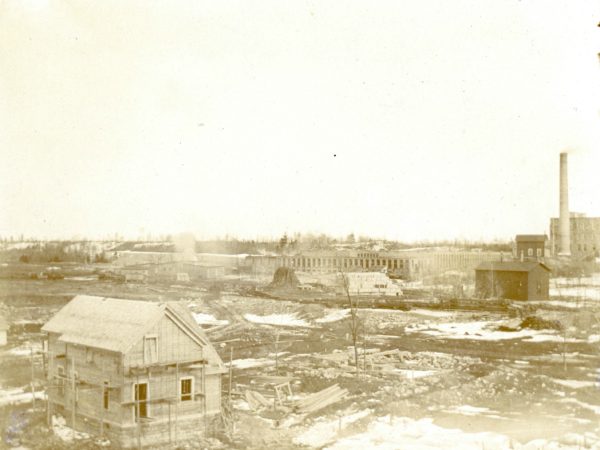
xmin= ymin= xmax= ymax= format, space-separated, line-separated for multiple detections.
xmin=0 ymin=241 xmax=109 ymax=264
xmin=1 ymin=235 xmax=513 ymax=264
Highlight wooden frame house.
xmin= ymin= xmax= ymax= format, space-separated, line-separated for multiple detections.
xmin=42 ymin=295 xmax=226 ymax=448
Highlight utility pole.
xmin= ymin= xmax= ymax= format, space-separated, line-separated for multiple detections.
xmin=30 ymin=347 xmax=35 ymax=409
xmin=71 ymin=356 xmax=76 ymax=428
xmin=275 ymin=333 xmax=280 ymax=376
xmin=228 ymin=347 xmax=233 ymax=406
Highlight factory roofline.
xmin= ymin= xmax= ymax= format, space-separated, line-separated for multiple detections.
xmin=475 ymin=261 xmax=551 ymax=273
xmin=515 ymin=235 xmax=547 ymax=242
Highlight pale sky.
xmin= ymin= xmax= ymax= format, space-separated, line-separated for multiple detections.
xmin=1 ymin=0 xmax=599 ymax=242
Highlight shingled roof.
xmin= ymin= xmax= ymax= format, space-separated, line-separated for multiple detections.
xmin=476 ymin=261 xmax=551 ymax=272
xmin=42 ymin=295 xmax=209 ymax=354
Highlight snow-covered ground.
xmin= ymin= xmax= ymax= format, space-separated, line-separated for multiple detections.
xmin=553 ymin=275 xmax=600 ymax=287
xmin=231 ymin=358 xmax=275 ymax=369
xmin=0 ymin=387 xmax=46 ymax=407
xmin=244 ymin=313 xmax=311 ymax=327
xmin=294 ymin=409 xmax=371 ymax=447
xmin=7 ymin=342 xmax=43 ymax=357
xmin=550 ymin=287 xmax=600 ymax=301
xmin=192 ymin=312 xmax=229 ymax=326
xmin=446 ymin=405 xmax=498 ymax=416
xmin=316 ymin=309 xmax=350 ymax=323
xmin=64 ymin=276 xmax=99 ymax=281
xmin=406 ymin=320 xmax=554 ymax=341
xmin=393 ymin=369 xmax=438 ymax=379
xmin=325 ymin=416 xmax=514 ymax=450
xmin=52 ymin=415 xmax=90 ymax=442
xmin=325 ymin=415 xmax=599 ymax=450
xmin=552 ymin=379 xmax=597 ymax=389
xmin=409 ymin=309 xmax=456 ymax=318
xmin=528 ymin=300 xmax=583 ymax=309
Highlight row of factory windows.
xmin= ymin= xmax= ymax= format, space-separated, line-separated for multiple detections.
xmin=521 ymin=248 xmax=543 ymax=257
xmin=576 ymin=244 xmax=598 ymax=252
xmin=285 ymin=257 xmax=411 ymax=270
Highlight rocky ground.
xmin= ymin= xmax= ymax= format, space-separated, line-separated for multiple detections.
xmin=2 ymin=274 xmax=600 ymax=449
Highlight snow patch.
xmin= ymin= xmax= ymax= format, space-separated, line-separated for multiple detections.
xmin=394 ymin=369 xmax=438 ymax=379
xmin=550 ymin=287 xmax=600 ymax=301
xmin=552 ymin=379 xmax=597 ymax=389
xmin=231 ymin=358 xmax=275 ymax=369
xmin=8 ymin=343 xmax=42 ymax=357
xmin=316 ymin=309 xmax=350 ymax=323
xmin=244 ymin=313 xmax=310 ymax=327
xmin=448 ymin=405 xmax=495 ymax=416
xmin=52 ymin=415 xmax=90 ymax=442
xmin=410 ymin=309 xmax=455 ymax=318
xmin=0 ymin=387 xmax=46 ymax=407
xmin=326 ymin=416 xmax=514 ymax=450
xmin=406 ymin=321 xmax=543 ymax=341
xmin=192 ymin=313 xmax=229 ymax=326
xmin=294 ymin=409 xmax=371 ymax=447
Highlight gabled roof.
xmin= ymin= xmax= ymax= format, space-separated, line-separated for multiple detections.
xmin=476 ymin=261 xmax=551 ymax=273
xmin=41 ymin=295 xmax=209 ymax=354
xmin=515 ymin=235 xmax=547 ymax=242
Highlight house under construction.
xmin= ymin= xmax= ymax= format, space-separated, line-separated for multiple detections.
xmin=42 ymin=295 xmax=226 ymax=448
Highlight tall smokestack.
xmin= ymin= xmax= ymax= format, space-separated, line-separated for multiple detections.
xmin=558 ymin=152 xmax=571 ymax=256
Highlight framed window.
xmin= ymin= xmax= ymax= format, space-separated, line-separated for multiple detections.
xmin=133 ymin=382 xmax=149 ymax=420
xmin=527 ymin=248 xmax=533 ymax=256
xmin=144 ymin=335 xmax=158 ymax=365
xmin=536 ymin=248 xmax=542 ymax=257
xmin=180 ymin=377 xmax=194 ymax=402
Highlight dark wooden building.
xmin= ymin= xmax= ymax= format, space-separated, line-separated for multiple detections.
xmin=475 ymin=261 xmax=550 ymax=301
xmin=515 ymin=235 xmax=547 ymax=261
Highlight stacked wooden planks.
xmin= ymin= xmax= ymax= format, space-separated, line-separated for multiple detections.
xmin=293 ymin=384 xmax=348 ymax=414
xmin=245 ymin=390 xmax=272 ymax=410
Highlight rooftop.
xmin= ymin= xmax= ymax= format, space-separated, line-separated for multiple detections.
xmin=42 ymin=295 xmax=208 ymax=353
xmin=476 ymin=261 xmax=551 ymax=273
xmin=515 ymin=235 xmax=547 ymax=242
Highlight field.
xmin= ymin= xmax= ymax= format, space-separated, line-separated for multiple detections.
xmin=2 ymin=270 xmax=600 ymax=449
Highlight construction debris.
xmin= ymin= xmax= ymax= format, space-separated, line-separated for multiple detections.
xmin=250 ymin=376 xmax=295 ymax=406
xmin=245 ymin=390 xmax=271 ymax=410
xmin=293 ymin=384 xmax=349 ymax=414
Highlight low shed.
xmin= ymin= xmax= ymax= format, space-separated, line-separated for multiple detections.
xmin=475 ymin=261 xmax=550 ymax=301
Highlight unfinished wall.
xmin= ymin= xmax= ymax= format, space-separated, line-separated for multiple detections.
xmin=125 ymin=315 xmax=203 ymax=367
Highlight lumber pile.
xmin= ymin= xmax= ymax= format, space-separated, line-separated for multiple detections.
xmin=293 ymin=384 xmax=348 ymax=414
xmin=245 ymin=390 xmax=271 ymax=410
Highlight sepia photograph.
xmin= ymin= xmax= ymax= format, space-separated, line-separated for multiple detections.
xmin=1 ymin=1 xmax=599 ymax=448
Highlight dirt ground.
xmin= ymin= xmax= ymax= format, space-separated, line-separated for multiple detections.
xmin=2 ymin=273 xmax=600 ymax=449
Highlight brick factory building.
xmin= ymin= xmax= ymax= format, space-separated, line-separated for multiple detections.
xmin=550 ymin=214 xmax=600 ymax=258
xmin=515 ymin=235 xmax=547 ymax=261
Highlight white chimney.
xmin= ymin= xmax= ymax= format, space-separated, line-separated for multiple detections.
xmin=558 ymin=152 xmax=571 ymax=256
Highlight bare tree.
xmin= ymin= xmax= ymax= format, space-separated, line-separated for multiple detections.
xmin=340 ymin=272 xmax=361 ymax=376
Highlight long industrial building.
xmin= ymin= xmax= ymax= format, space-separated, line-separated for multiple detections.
xmin=251 ymin=250 xmax=504 ymax=279
xmin=113 ymin=250 xmax=504 ymax=281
